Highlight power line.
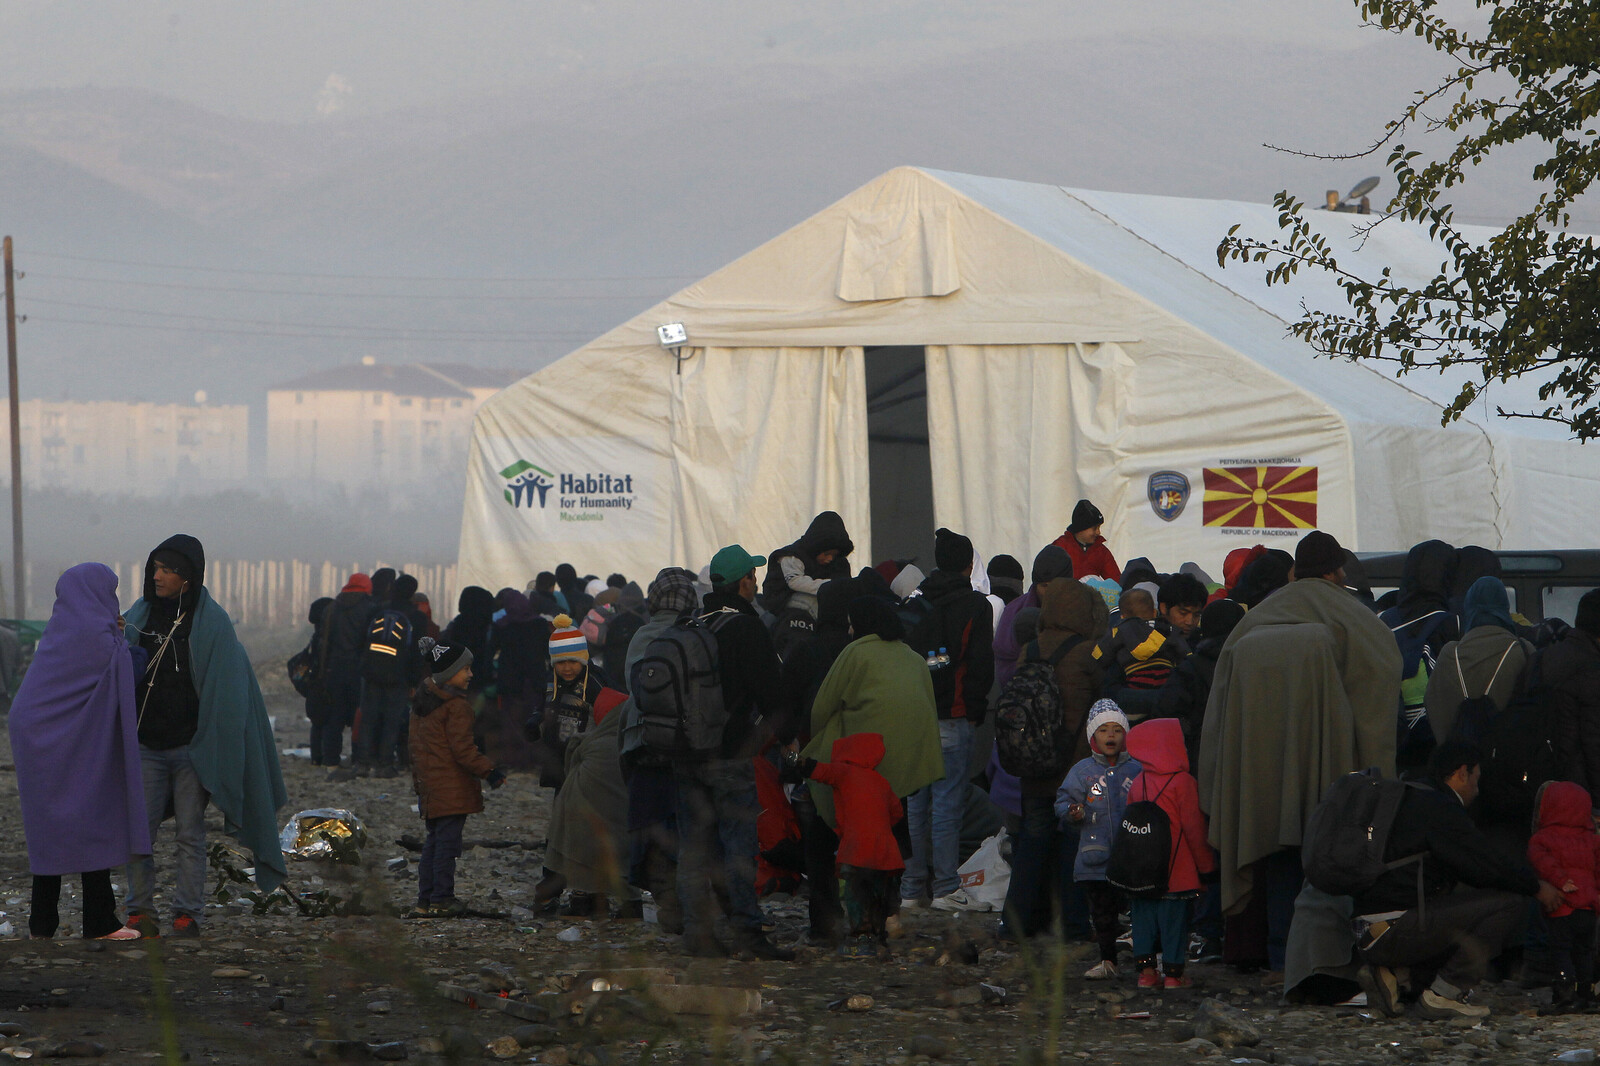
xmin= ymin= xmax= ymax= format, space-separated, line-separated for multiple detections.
xmin=29 ymin=272 xmax=671 ymax=301
xmin=25 ymin=250 xmax=699 ymax=284
xmin=24 ymin=296 xmax=596 ymax=337
xmin=28 ymin=315 xmax=588 ymax=344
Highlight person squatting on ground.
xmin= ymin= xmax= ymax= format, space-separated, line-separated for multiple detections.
xmin=1124 ymin=717 xmax=1215 ymax=989
xmin=10 ymin=563 xmax=150 ymax=940
xmin=408 ymin=638 xmax=506 ymax=917
xmin=1527 ymin=780 xmax=1600 ymax=1012
xmin=1059 ymin=700 xmax=1142 ymax=978
xmin=122 ymin=534 xmax=287 ymax=938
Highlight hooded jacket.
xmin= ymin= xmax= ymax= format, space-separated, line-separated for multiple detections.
xmin=1022 ymin=577 xmax=1108 ymax=795
xmin=1125 ymin=718 xmax=1215 ymax=894
xmin=1056 ymin=742 xmax=1141 ymax=882
xmin=911 ymin=568 xmax=995 ymax=723
xmin=1528 ymin=780 xmax=1600 ymax=918
xmin=1209 ymin=545 xmax=1267 ymax=604
xmin=410 ymin=679 xmax=497 ymax=819
xmin=132 ymin=534 xmax=206 ymax=750
xmin=762 ymin=511 xmax=854 ymax=618
xmin=805 ymin=732 xmax=904 ymax=871
xmin=323 ymin=578 xmax=374 ymax=676
xmin=1051 ymin=531 xmax=1122 ymax=582
xmin=1423 ymin=623 xmax=1535 ymax=743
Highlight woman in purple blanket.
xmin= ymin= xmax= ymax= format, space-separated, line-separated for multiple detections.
xmin=8 ymin=563 xmax=151 ymax=939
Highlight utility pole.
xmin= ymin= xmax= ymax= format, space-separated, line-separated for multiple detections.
xmin=3 ymin=237 xmax=23 ymax=619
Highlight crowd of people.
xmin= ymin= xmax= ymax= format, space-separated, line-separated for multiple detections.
xmin=8 ymin=511 xmax=1600 ymax=1024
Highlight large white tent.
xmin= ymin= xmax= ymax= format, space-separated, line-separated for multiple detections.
xmin=457 ymin=166 xmax=1599 ymax=591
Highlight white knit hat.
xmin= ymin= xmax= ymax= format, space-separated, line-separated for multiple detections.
xmin=1085 ymin=699 xmax=1129 ymax=741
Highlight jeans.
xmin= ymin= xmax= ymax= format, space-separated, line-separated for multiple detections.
xmin=31 ymin=870 xmax=119 ymax=939
xmin=125 ymin=745 xmax=210 ymax=921
xmin=358 ymin=679 xmax=410 ymax=768
xmin=903 ymin=717 xmax=973 ymax=900
xmin=1001 ymin=793 xmax=1064 ymax=938
xmin=674 ymin=757 xmax=763 ymax=942
xmin=1361 ymin=888 xmax=1526 ymax=991
xmin=1132 ymin=897 xmax=1193 ymax=968
xmin=418 ymin=814 xmax=468 ymax=904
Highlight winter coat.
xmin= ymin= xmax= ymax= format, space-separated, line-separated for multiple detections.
xmin=1056 ymin=750 xmax=1142 ymax=882
xmin=324 ymin=589 xmax=374 ymax=675
xmin=1105 ymin=635 xmax=1222 ymax=771
xmin=1528 ymin=780 xmax=1600 ymax=918
xmin=762 ymin=511 xmax=853 ymax=618
xmin=911 ymin=569 xmax=996 ymax=724
xmin=544 ymin=687 xmax=629 ymax=893
xmin=807 ymin=733 xmax=905 ymax=872
xmin=1051 ymin=531 xmax=1122 ymax=583
xmin=409 ymin=680 xmax=496 ymax=820
xmin=1549 ymin=630 xmax=1600 ymax=795
xmin=1022 ymin=577 xmax=1107 ymax=797
xmin=993 ymin=586 xmax=1042 ymax=690
xmin=701 ymin=590 xmax=791 ymax=758
xmin=1125 ymin=718 xmax=1215 ymax=894
xmin=1423 ymin=625 xmax=1536 ymax=743
xmin=803 ymin=634 xmax=944 ymax=829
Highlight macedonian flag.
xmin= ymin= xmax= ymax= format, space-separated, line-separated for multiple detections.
xmin=1202 ymin=465 xmax=1318 ymax=529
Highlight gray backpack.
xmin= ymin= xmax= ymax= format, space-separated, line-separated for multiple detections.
xmin=630 ymin=609 xmax=737 ymax=756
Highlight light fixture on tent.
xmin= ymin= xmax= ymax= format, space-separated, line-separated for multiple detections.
xmin=658 ymin=322 xmax=690 ymax=373
xmin=1323 ymin=177 xmax=1379 ymax=214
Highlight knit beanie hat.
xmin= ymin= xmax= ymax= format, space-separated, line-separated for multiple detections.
xmin=418 ymin=637 xmax=472 ymax=686
xmin=548 ymin=615 xmax=589 ymax=663
xmin=1085 ymin=698 xmax=1129 ymax=742
xmin=1200 ymin=598 xmax=1247 ymax=644
xmin=934 ymin=527 xmax=974 ymax=572
xmin=1068 ymin=499 xmax=1104 ymax=534
xmin=1576 ymin=589 xmax=1600 ymax=637
xmin=987 ymin=555 xmax=1026 ymax=601
xmin=1294 ymin=530 xmax=1344 ymax=579
xmin=1012 ymin=606 xmax=1042 ymax=646
xmin=1030 ymin=545 xmax=1071 ymax=587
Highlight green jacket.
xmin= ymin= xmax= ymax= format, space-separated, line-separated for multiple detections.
xmin=802 ymin=634 xmax=944 ymax=827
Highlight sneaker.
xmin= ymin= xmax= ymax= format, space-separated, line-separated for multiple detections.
xmin=1414 ymin=988 xmax=1490 ymax=1021
xmin=930 ymin=888 xmax=986 ymax=913
xmin=124 ymin=913 xmax=161 ymax=939
xmin=738 ymin=934 xmax=795 ymax=962
xmin=1358 ymin=964 xmax=1403 ymax=1017
xmin=433 ymin=899 xmax=468 ymax=918
xmin=170 ymin=915 xmax=201 ymax=938
xmin=1194 ymin=937 xmax=1223 ymax=963
xmin=95 ymin=926 xmax=142 ymax=941
xmin=405 ymin=903 xmax=435 ymax=919
xmin=1084 ymin=960 xmax=1119 ymax=980
xmin=1137 ymin=969 xmax=1160 ymax=989
xmin=1163 ymin=975 xmax=1194 ymax=990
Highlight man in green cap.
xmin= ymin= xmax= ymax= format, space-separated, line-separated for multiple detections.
xmin=674 ymin=544 xmax=794 ymax=960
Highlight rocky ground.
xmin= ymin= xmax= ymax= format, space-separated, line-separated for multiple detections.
xmin=1 ymin=643 xmax=1598 ymax=1064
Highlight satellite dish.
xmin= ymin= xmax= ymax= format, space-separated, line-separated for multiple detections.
xmin=1347 ymin=176 xmax=1380 ymax=201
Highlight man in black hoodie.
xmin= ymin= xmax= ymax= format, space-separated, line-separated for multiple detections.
xmin=903 ymin=527 xmax=994 ymax=911
xmin=673 ymin=544 xmax=794 ymax=961
xmin=320 ymin=573 xmax=373 ymax=777
xmin=123 ymin=535 xmax=210 ymax=937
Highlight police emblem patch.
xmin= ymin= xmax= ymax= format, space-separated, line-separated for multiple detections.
xmin=1147 ymin=470 xmax=1190 ymax=522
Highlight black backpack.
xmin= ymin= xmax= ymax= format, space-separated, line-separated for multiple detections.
xmin=631 ymin=609 xmax=738 ymax=756
xmin=1446 ymin=642 xmax=1520 ymax=747
xmin=1302 ymin=768 xmax=1427 ymax=907
xmin=361 ymin=608 xmax=413 ymax=685
xmin=1106 ymin=776 xmax=1175 ymax=898
xmin=287 ymin=639 xmax=318 ymax=697
xmin=993 ymin=637 xmax=1083 ymax=779
xmin=1476 ymin=653 xmax=1555 ymax=825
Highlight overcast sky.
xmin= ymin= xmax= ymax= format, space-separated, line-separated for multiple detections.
xmin=3 ymin=0 xmax=1399 ymax=122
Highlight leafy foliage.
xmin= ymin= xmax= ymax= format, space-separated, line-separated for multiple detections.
xmin=1217 ymin=0 xmax=1600 ymax=439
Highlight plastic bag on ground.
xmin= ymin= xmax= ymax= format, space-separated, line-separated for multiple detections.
xmin=955 ymin=828 xmax=1009 ymax=911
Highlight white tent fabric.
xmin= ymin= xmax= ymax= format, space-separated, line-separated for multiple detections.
xmin=458 ymin=166 xmax=1597 ymax=593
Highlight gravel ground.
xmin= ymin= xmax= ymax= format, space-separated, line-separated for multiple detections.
xmin=0 ymin=649 xmax=1597 ymax=1064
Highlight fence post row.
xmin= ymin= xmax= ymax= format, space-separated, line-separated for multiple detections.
xmin=83 ymin=561 xmax=461 ymax=629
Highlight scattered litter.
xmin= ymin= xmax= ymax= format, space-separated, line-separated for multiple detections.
xmin=1118 ymin=1011 xmax=1152 ymax=1020
xmin=0 ymin=921 xmax=12 ymax=937
xmin=1555 ymin=1052 xmax=1597 ymax=1064
xmin=279 ymin=809 xmax=367 ymax=863
xmin=556 ymin=927 xmax=583 ymax=943
xmin=385 ymin=857 xmax=407 ymax=871
xmin=1340 ymin=993 xmax=1368 ymax=1006
xmin=279 ymin=747 xmax=313 ymax=759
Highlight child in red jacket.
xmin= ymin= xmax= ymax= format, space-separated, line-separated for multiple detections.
xmin=1528 ymin=780 xmax=1600 ymax=1011
xmin=790 ymin=732 xmax=905 ymax=954
xmin=1124 ymin=718 xmax=1215 ymax=988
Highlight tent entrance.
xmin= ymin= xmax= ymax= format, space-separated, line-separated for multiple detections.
xmin=865 ymin=345 xmax=933 ymax=565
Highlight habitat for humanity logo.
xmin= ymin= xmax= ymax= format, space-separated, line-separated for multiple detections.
xmin=500 ymin=458 xmax=638 ymax=523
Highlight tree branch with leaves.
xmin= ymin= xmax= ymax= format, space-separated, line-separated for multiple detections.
xmin=1217 ymin=0 xmax=1600 ymax=439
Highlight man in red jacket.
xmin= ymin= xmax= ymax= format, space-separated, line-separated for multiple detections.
xmin=1053 ymin=500 xmax=1122 ymax=581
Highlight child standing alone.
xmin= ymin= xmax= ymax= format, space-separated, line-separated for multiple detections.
xmin=409 ymin=638 xmax=506 ymax=917
xmin=1057 ymin=700 xmax=1143 ymax=978
xmin=1528 ymin=780 xmax=1600 ymax=1012
xmin=1123 ymin=717 xmax=1215 ymax=988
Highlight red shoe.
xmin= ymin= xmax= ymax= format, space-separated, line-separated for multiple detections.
xmin=1137 ymin=968 xmax=1160 ymax=989
xmin=124 ymin=913 xmax=161 ymax=939
xmin=170 ymin=915 xmax=201 ymax=938
xmin=1164 ymin=975 xmax=1193 ymax=989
